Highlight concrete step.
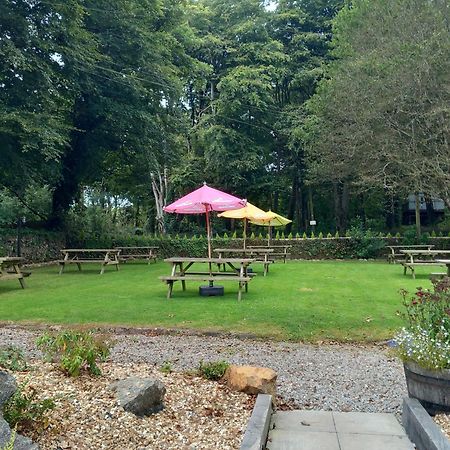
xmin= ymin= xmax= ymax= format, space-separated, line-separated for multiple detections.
xmin=266 ymin=410 xmax=415 ymax=450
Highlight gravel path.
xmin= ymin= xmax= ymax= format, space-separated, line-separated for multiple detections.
xmin=0 ymin=326 xmax=407 ymax=415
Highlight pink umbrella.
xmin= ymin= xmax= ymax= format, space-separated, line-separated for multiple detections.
xmin=164 ymin=183 xmax=246 ymax=258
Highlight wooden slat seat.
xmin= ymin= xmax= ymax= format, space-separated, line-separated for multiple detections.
xmin=58 ymin=259 xmax=119 ymax=264
xmin=402 ymin=261 xmax=445 ymax=279
xmin=159 ymin=275 xmax=252 ymax=301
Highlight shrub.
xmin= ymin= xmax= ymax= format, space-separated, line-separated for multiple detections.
xmin=0 ymin=346 xmax=29 ymax=372
xmin=347 ymin=223 xmax=385 ymax=259
xmin=288 ymin=232 xmax=292 ymax=239
xmin=36 ymin=330 xmax=111 ymax=377
xmin=327 ymin=233 xmax=332 ymax=238
xmin=318 ymin=232 xmax=323 ymax=239
xmin=3 ymin=382 xmax=55 ymax=434
xmin=198 ymin=360 xmax=229 ymax=381
xmin=302 ymin=232 xmax=307 ymax=239
xmin=250 ymin=232 xmax=255 ymax=239
xmin=395 ymin=278 xmax=450 ymax=370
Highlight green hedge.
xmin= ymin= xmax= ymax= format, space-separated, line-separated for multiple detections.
xmin=3 ymin=228 xmax=450 ymax=262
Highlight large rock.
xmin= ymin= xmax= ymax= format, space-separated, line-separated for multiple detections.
xmin=111 ymin=377 xmax=166 ymax=416
xmin=0 ymin=371 xmax=17 ymax=407
xmin=225 ymin=365 xmax=277 ymax=397
xmin=0 ymin=416 xmax=39 ymax=450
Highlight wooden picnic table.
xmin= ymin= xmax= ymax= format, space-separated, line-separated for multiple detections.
xmin=160 ymin=257 xmax=255 ymax=301
xmin=214 ymin=248 xmax=273 ymax=276
xmin=115 ymin=246 xmax=158 ymax=264
xmin=435 ymin=260 xmax=450 ymax=277
xmin=0 ymin=257 xmax=29 ymax=289
xmin=58 ymin=249 xmax=121 ymax=275
xmin=386 ymin=244 xmax=434 ymax=263
xmin=247 ymin=245 xmax=291 ymax=263
xmin=400 ymin=249 xmax=450 ymax=278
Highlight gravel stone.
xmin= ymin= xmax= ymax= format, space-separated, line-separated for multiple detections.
xmin=0 ymin=326 xmax=407 ymax=416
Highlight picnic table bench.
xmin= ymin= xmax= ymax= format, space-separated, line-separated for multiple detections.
xmin=400 ymin=249 xmax=450 ymax=278
xmin=214 ymin=248 xmax=273 ymax=276
xmin=58 ymin=249 xmax=121 ymax=275
xmin=160 ymin=257 xmax=254 ymax=301
xmin=115 ymin=246 xmax=158 ymax=264
xmin=0 ymin=257 xmax=29 ymax=289
xmin=247 ymin=245 xmax=291 ymax=263
xmin=387 ymin=244 xmax=434 ymax=263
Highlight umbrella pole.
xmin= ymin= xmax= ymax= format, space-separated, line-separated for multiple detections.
xmin=243 ymin=218 xmax=247 ymax=250
xmin=205 ymin=206 xmax=213 ymax=287
xmin=267 ymin=225 xmax=271 ymax=246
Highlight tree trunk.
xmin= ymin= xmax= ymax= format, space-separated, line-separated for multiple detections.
xmin=414 ymin=193 xmax=421 ymax=238
xmin=150 ymin=167 xmax=168 ymax=234
xmin=333 ymin=182 xmax=341 ymax=232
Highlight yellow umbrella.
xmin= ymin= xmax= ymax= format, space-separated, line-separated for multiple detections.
xmin=218 ymin=202 xmax=267 ymax=249
xmin=249 ymin=210 xmax=292 ymax=245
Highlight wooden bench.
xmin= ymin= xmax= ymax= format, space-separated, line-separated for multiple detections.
xmin=247 ymin=245 xmax=291 ymax=263
xmin=402 ymin=261 xmax=445 ymax=279
xmin=115 ymin=246 xmax=158 ymax=264
xmin=0 ymin=257 xmax=28 ymax=289
xmin=59 ymin=249 xmax=120 ymax=275
xmin=159 ymin=275 xmax=251 ymax=301
xmin=387 ymin=245 xmax=434 ymax=264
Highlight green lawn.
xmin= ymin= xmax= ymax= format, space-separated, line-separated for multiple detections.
xmin=0 ymin=260 xmax=433 ymax=342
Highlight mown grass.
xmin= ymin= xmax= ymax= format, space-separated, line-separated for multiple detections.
xmin=0 ymin=260 xmax=432 ymax=342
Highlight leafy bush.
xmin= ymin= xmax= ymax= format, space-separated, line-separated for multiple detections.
xmin=198 ymin=360 xmax=229 ymax=381
xmin=36 ymin=330 xmax=111 ymax=376
xmin=0 ymin=346 xmax=29 ymax=372
xmin=347 ymin=222 xmax=385 ymax=258
xmin=395 ymin=278 xmax=450 ymax=370
xmin=3 ymin=382 xmax=55 ymax=434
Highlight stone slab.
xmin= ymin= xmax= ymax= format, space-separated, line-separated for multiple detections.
xmin=403 ymin=397 xmax=450 ymax=450
xmin=240 ymin=394 xmax=273 ymax=450
xmin=271 ymin=410 xmax=335 ymax=432
xmin=267 ymin=429 xmax=340 ymax=450
xmin=338 ymin=432 xmax=415 ymax=450
xmin=333 ymin=411 xmax=406 ymax=436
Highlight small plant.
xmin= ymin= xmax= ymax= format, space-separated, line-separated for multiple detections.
xmin=0 ymin=346 xmax=29 ymax=372
xmin=258 ymin=232 xmax=263 ymax=239
xmin=327 ymin=233 xmax=332 ymax=238
xmin=310 ymin=231 xmax=315 ymax=239
xmin=302 ymin=232 xmax=307 ymax=239
xmin=3 ymin=382 xmax=55 ymax=434
xmin=250 ymin=232 xmax=255 ymax=239
xmin=335 ymin=230 xmax=339 ymax=238
xmin=275 ymin=231 xmax=280 ymax=239
xmin=295 ymin=232 xmax=300 ymax=239
xmin=223 ymin=232 xmax=228 ymax=239
xmin=318 ymin=232 xmax=323 ymax=239
xmin=231 ymin=231 xmax=237 ymax=238
xmin=287 ymin=232 xmax=292 ymax=239
xmin=160 ymin=360 xmax=173 ymax=374
xmin=36 ymin=330 xmax=111 ymax=377
xmin=198 ymin=360 xmax=229 ymax=381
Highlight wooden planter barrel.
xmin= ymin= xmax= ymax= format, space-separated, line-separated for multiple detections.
xmin=404 ymin=361 xmax=450 ymax=415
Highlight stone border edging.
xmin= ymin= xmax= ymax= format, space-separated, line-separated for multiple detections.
xmin=403 ymin=397 xmax=450 ymax=450
xmin=240 ymin=394 xmax=272 ymax=450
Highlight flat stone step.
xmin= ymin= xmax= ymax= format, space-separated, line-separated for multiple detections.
xmin=267 ymin=410 xmax=415 ymax=450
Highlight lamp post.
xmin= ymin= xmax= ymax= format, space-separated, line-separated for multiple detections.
xmin=16 ymin=216 xmax=26 ymax=257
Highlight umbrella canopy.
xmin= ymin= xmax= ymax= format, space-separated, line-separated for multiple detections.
xmin=164 ymin=183 xmax=246 ymax=257
xmin=249 ymin=210 xmax=292 ymax=245
xmin=249 ymin=210 xmax=292 ymax=227
xmin=218 ymin=202 xmax=267 ymax=249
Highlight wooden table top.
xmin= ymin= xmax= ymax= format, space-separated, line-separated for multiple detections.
xmin=435 ymin=259 xmax=450 ymax=264
xmin=61 ymin=249 xmax=120 ymax=253
xmin=400 ymin=249 xmax=450 ymax=255
xmin=388 ymin=245 xmax=434 ymax=249
xmin=115 ymin=246 xmax=159 ymax=249
xmin=214 ymin=248 xmax=274 ymax=253
xmin=0 ymin=257 xmax=24 ymax=264
xmin=164 ymin=257 xmax=255 ymax=264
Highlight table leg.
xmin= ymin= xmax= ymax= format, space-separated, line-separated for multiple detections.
xmin=13 ymin=264 xmax=25 ymax=289
xmin=238 ymin=282 xmax=242 ymax=301
xmin=167 ymin=281 xmax=174 ymax=299
xmin=59 ymin=263 xmax=65 ymax=275
xmin=76 ymin=262 xmax=82 ymax=271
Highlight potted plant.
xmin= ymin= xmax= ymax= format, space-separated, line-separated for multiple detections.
xmin=394 ymin=277 xmax=450 ymax=414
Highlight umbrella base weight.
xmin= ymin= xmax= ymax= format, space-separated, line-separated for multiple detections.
xmin=199 ymin=285 xmax=224 ymax=296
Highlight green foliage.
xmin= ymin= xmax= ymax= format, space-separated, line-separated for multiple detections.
xmin=275 ymin=231 xmax=280 ymax=239
xmin=160 ymin=361 xmax=173 ymax=374
xmin=259 ymin=233 xmax=264 ymax=239
xmin=198 ymin=360 xmax=229 ymax=381
xmin=36 ymin=330 xmax=111 ymax=377
xmin=310 ymin=232 xmax=315 ymax=239
xmin=288 ymin=233 xmax=293 ymax=239
xmin=223 ymin=233 xmax=228 ymax=239
xmin=335 ymin=231 xmax=339 ymax=238
xmin=295 ymin=233 xmax=300 ymax=239
xmin=3 ymin=382 xmax=55 ymax=434
xmin=250 ymin=232 xmax=255 ymax=239
xmin=431 ymin=230 xmax=437 ymax=238
xmin=302 ymin=232 xmax=307 ymax=239
xmin=318 ymin=232 xmax=323 ymax=239
xmin=327 ymin=233 xmax=332 ymax=238
xmin=347 ymin=221 xmax=385 ymax=259
xmin=0 ymin=346 xmax=29 ymax=372
xmin=231 ymin=231 xmax=237 ymax=238
xmin=395 ymin=279 xmax=450 ymax=370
